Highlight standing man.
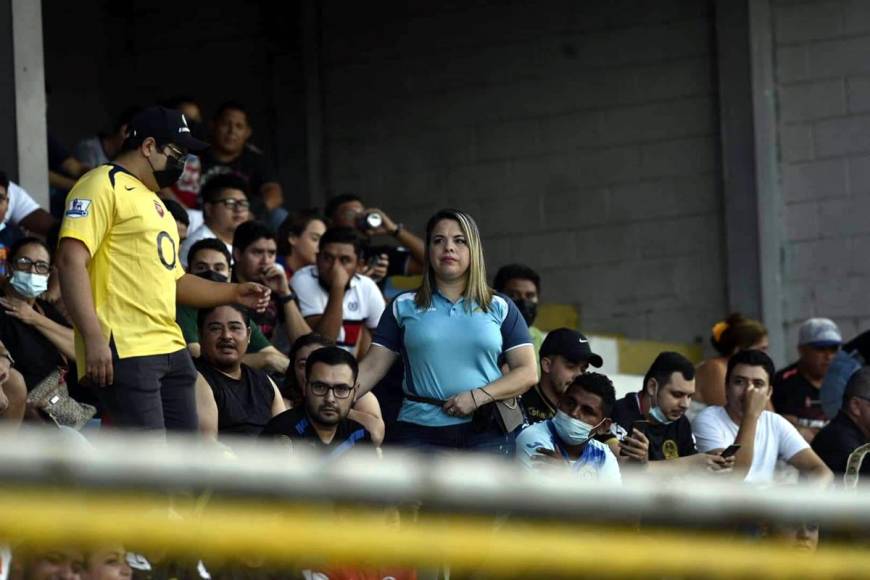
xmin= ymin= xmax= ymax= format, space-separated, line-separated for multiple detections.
xmin=56 ymin=106 xmax=271 ymax=431
xmin=773 ymin=318 xmax=842 ymax=442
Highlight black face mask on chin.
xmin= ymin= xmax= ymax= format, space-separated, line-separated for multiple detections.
xmin=514 ymin=298 xmax=538 ymax=327
xmin=195 ymin=270 xmax=229 ymax=284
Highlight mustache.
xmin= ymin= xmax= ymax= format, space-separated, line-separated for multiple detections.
xmin=217 ymin=340 xmax=237 ymax=349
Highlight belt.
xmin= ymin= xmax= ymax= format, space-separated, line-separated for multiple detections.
xmin=404 ymin=393 xmax=447 ymax=406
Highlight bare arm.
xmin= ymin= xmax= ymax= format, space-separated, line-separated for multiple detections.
xmin=243 ymin=346 xmax=289 ymax=374
xmin=194 ymin=372 xmax=218 ymax=440
xmin=356 ymin=344 xmax=399 ymax=398
xmin=56 ymin=238 xmax=113 ymax=386
xmin=282 ymin=299 xmax=311 ymax=345
xmin=788 ymin=448 xmax=834 ymax=487
xmin=694 ymin=359 xmax=726 ymax=407
xmin=349 ymin=392 xmax=385 ymax=447
xmin=444 ymin=345 xmax=538 ymax=417
xmin=26 ymin=310 xmax=76 ymax=360
xmin=176 ymin=274 xmax=270 ymax=310
xmin=268 ymin=377 xmax=287 ymax=417
xmin=19 ymin=209 xmax=57 ymax=237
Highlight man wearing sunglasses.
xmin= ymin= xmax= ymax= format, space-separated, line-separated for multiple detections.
xmin=180 ymin=173 xmax=251 ymax=268
xmin=260 ymin=345 xmax=373 ymax=452
xmin=56 ymin=106 xmax=272 ymax=432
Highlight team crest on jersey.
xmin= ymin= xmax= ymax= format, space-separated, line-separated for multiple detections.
xmin=154 ymin=201 xmax=165 ymax=217
xmin=65 ymin=198 xmax=91 ymax=218
xmin=348 ymin=301 xmax=359 ymax=312
xmin=662 ymin=439 xmax=679 ymax=460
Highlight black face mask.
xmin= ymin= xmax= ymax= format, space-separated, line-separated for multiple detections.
xmin=195 ymin=269 xmax=228 ymax=284
xmin=514 ymin=298 xmax=538 ymax=327
xmin=148 ymin=150 xmax=186 ymax=189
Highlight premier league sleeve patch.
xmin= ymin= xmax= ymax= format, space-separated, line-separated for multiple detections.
xmin=65 ymin=198 xmax=92 ymax=218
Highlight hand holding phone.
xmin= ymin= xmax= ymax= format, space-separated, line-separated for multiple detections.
xmin=720 ymin=444 xmax=741 ymax=458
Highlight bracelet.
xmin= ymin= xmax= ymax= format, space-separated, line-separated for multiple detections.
xmin=479 ymin=387 xmax=496 ymax=403
xmin=391 ymin=223 xmax=404 ymax=237
xmin=470 ymin=389 xmax=479 ymax=410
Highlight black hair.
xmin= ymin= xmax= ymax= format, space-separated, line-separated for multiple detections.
xmin=232 ymin=221 xmax=276 ymax=255
xmin=201 ymin=174 xmax=250 ymax=204
xmin=187 ymin=238 xmax=231 ymax=270
xmin=567 ymin=372 xmax=616 ymax=417
xmin=305 ymin=345 xmax=359 ymax=384
xmin=843 ymin=368 xmax=870 ymax=404
xmin=325 ymin=193 xmax=363 ymax=222
xmin=711 ymin=313 xmax=768 ymax=357
xmin=9 ymin=236 xmax=51 ymax=262
xmin=160 ymin=96 xmax=198 ymax=110
xmin=319 ymin=227 xmax=363 ymax=258
xmin=725 ymin=349 xmax=776 ymax=386
xmin=214 ymin=100 xmax=249 ymax=121
xmin=162 ymin=198 xmax=189 ymax=227
xmin=493 ymin=263 xmax=541 ymax=294
xmin=112 ymin=105 xmax=143 ymax=133
xmin=283 ymin=333 xmax=336 ymax=405
xmin=277 ymin=209 xmax=326 ymax=256
xmin=0 ymin=170 xmax=9 ymax=190
xmin=643 ymin=352 xmax=696 ymax=394
xmin=197 ymin=304 xmax=250 ymax=332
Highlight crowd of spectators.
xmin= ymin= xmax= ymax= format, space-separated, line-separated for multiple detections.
xmin=0 ymin=98 xmax=867 ymax=576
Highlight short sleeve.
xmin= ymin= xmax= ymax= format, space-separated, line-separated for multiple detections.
xmin=692 ymin=408 xmax=730 ymax=453
xmin=6 ymin=182 xmax=40 ymax=225
xmin=515 ymin=424 xmax=554 ymax=470
xmin=363 ymin=277 xmax=386 ymax=329
xmin=371 ymin=298 xmax=402 ymax=353
xmin=58 ymin=171 xmax=115 ymax=256
xmin=248 ymin=324 xmax=271 ymax=353
xmin=775 ymin=413 xmax=810 ymax=462
xmin=290 ymin=269 xmax=325 ymax=318
xmin=499 ymin=295 xmax=532 ymax=352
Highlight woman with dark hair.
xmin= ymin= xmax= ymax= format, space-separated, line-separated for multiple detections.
xmin=356 ymin=208 xmax=537 ymax=452
xmin=277 ymin=209 xmax=327 ymax=276
xmin=693 ymin=313 xmax=768 ymax=411
xmin=0 ymin=236 xmax=75 ymax=390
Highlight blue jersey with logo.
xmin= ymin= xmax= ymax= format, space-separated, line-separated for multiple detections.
xmin=372 ymin=290 xmax=531 ymax=427
xmin=516 ymin=420 xmax=622 ymax=482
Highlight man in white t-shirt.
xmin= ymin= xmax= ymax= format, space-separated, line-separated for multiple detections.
xmin=291 ymin=227 xmax=385 ymax=358
xmin=516 ymin=372 xmax=621 ymax=483
xmin=4 ymin=181 xmax=56 ymax=236
xmin=693 ymin=349 xmax=833 ymax=485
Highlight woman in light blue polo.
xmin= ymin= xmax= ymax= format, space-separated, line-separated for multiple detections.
xmin=357 ymin=208 xmax=538 ymax=451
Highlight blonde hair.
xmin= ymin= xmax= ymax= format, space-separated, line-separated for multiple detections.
xmin=415 ymin=209 xmax=493 ymax=312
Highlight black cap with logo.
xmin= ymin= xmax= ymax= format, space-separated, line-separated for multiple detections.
xmin=126 ymin=106 xmax=209 ymax=152
xmin=540 ymin=328 xmax=603 ymax=368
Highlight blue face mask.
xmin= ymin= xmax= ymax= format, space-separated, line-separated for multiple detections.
xmin=552 ymin=410 xmax=602 ymax=446
xmin=649 ymin=386 xmax=674 ymax=425
xmin=10 ymin=270 xmax=48 ymax=299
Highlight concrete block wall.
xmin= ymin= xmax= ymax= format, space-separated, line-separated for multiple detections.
xmin=772 ymin=0 xmax=870 ymax=353
xmin=320 ymin=0 xmax=725 ymax=344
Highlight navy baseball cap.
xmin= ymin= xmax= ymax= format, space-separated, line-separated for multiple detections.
xmin=540 ymin=328 xmax=603 ymax=368
xmin=126 ymin=106 xmax=209 ymax=152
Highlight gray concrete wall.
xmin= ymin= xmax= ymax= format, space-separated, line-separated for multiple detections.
xmin=772 ymin=0 xmax=870 ymax=352
xmin=320 ymin=0 xmax=725 ymax=344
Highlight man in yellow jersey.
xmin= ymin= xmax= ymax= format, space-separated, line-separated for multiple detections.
xmin=56 ymin=106 xmax=271 ymax=431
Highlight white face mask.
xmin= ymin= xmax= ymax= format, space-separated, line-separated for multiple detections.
xmin=552 ymin=410 xmax=603 ymax=446
xmin=10 ymin=270 xmax=48 ymax=299
xmin=650 ymin=386 xmax=674 ymax=425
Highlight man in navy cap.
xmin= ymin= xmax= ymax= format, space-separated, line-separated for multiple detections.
xmin=56 ymin=106 xmax=271 ymax=431
xmin=773 ymin=318 xmax=843 ymax=443
xmin=520 ymin=327 xmax=603 ymax=424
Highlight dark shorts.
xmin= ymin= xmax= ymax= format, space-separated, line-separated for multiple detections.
xmin=98 ymin=345 xmax=198 ymax=432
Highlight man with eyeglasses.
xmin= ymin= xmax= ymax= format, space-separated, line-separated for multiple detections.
xmin=260 ymin=345 xmax=373 ymax=451
xmin=180 ymin=173 xmax=251 ymax=268
xmin=56 ymin=106 xmax=272 ymax=431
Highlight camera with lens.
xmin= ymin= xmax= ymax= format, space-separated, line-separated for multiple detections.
xmin=356 ymin=211 xmax=383 ymax=232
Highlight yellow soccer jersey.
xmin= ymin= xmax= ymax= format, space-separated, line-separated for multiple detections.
xmin=59 ymin=164 xmax=186 ymax=374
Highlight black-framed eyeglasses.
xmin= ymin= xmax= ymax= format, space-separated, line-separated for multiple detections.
xmin=308 ymin=381 xmax=353 ymax=399
xmin=214 ymin=198 xmax=250 ymax=211
xmin=13 ymin=257 xmax=50 ymax=275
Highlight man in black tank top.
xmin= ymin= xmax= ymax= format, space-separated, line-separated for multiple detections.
xmin=196 ymin=305 xmax=285 ymax=437
xmin=261 ymin=346 xmax=372 ymax=455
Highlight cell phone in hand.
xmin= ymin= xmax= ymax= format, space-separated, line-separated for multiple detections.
xmin=720 ymin=444 xmax=741 ymax=458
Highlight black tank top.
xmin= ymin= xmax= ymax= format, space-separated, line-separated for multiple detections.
xmin=196 ymin=360 xmax=275 ymax=436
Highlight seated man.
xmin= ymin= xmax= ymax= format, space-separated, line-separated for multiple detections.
xmin=261 ymin=345 xmax=374 ymax=453
xmin=177 ymin=238 xmax=289 ymax=374
xmin=291 ymin=227 xmax=385 ymax=357
xmin=1 ymin=174 xmax=56 ymax=237
xmin=233 ymin=221 xmax=310 ymax=344
xmin=180 ymin=174 xmax=250 ymax=267
xmin=74 ymin=106 xmax=140 ymax=167
xmin=0 ymin=172 xmax=24 ymax=276
xmin=773 ymin=318 xmax=842 ymax=442
xmin=610 ymin=352 xmax=732 ymax=473
xmin=693 ymin=349 xmax=833 ymax=485
xmin=195 ymin=305 xmax=285 ymax=439
xmin=812 ymin=367 xmax=870 ymax=479
xmin=520 ymin=328 xmax=602 ymax=424
xmin=516 ymin=372 xmax=621 ymax=482
xmin=493 ymin=263 xmax=546 ymax=355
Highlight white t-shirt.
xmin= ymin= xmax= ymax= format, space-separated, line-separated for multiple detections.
xmin=291 ymin=265 xmax=386 ymax=354
xmin=692 ymin=406 xmax=809 ymax=483
xmin=179 ymin=224 xmax=231 ymax=268
xmin=515 ymin=420 xmax=622 ymax=483
xmin=5 ymin=182 xmax=40 ymax=226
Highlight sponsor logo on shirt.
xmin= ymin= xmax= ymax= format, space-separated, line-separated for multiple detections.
xmin=154 ymin=201 xmax=165 ymax=217
xmin=65 ymin=198 xmax=91 ymax=218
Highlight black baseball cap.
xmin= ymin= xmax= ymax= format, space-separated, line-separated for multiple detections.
xmin=126 ymin=106 xmax=209 ymax=152
xmin=540 ymin=328 xmax=603 ymax=368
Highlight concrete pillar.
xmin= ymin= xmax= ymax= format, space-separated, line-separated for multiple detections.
xmin=0 ymin=0 xmax=47 ymax=208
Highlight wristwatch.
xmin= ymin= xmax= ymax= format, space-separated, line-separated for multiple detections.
xmin=391 ymin=223 xmax=404 ymax=237
xmin=277 ymin=290 xmax=296 ymax=305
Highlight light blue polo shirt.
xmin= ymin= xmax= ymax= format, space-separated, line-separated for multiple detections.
xmin=372 ymin=290 xmax=532 ymax=427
